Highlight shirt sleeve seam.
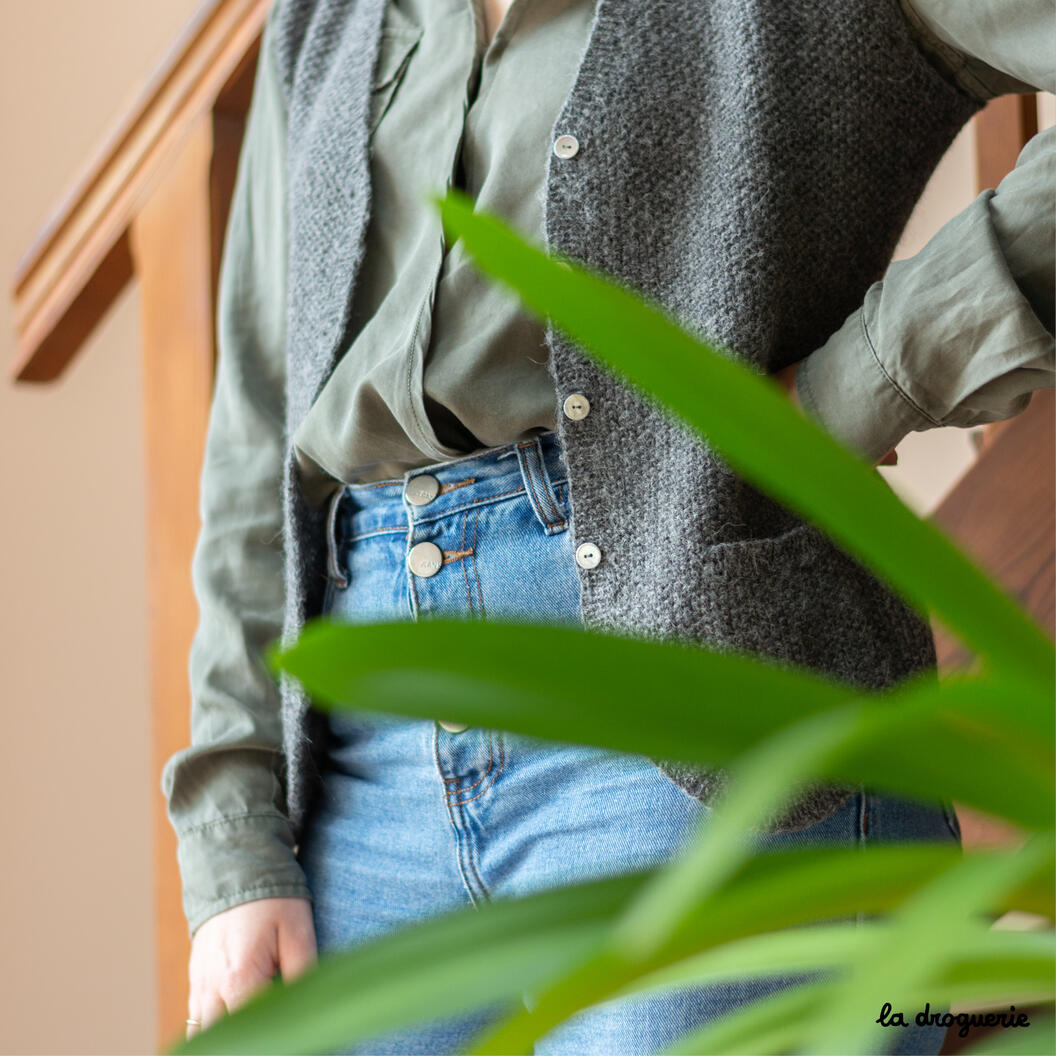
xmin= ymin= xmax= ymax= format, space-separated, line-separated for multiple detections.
xmin=859 ymin=308 xmax=942 ymax=427
xmin=203 ymin=881 xmax=311 ymax=902
xmin=176 ymin=810 xmax=292 ymax=839
xmin=188 ymin=882 xmax=313 ymax=940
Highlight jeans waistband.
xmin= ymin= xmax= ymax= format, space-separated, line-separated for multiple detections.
xmin=324 ymin=430 xmax=570 ymax=588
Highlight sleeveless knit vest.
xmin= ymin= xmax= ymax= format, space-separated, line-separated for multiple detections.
xmin=269 ymin=0 xmax=982 ymax=840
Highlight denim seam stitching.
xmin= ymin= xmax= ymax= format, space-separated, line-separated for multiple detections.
xmin=459 ymin=508 xmax=474 ymax=616
xmin=455 ymin=731 xmax=504 ymax=804
xmin=448 ymin=748 xmax=495 ymax=797
xmin=470 ymin=505 xmax=486 ymax=618
xmin=434 ymin=729 xmax=485 ymax=905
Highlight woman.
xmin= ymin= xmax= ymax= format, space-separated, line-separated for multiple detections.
xmin=165 ymin=0 xmax=1054 ymax=1052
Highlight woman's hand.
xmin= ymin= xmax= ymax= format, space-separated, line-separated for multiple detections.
xmin=774 ymin=362 xmax=898 ymax=467
xmin=187 ymin=896 xmax=317 ymax=1039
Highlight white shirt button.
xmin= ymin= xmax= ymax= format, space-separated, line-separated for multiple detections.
xmin=575 ymin=542 xmax=602 ymax=569
xmin=553 ymin=134 xmax=579 ymax=159
xmin=438 ymin=719 xmax=469 ymax=733
xmin=562 ymin=393 xmax=590 ymax=421
xmin=408 ymin=540 xmax=444 ymax=577
xmin=405 ymin=473 xmax=440 ymax=506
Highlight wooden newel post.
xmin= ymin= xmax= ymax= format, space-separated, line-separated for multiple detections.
xmin=129 ymin=113 xmax=218 ymax=1048
xmin=9 ymin=4 xmax=264 ymax=1043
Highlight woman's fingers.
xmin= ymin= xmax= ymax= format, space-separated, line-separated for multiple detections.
xmin=186 ymin=897 xmax=313 ymax=1041
xmin=187 ymin=987 xmax=228 ymax=1039
xmin=276 ymin=899 xmax=319 ymax=983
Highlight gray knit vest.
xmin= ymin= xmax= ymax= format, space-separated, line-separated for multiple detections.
xmin=270 ymin=0 xmax=982 ymax=840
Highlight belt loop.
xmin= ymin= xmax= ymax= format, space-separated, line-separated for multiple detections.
xmin=514 ymin=436 xmax=567 ymax=535
xmin=325 ymin=486 xmax=350 ymax=588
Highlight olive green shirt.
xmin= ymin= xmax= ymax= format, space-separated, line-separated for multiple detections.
xmin=294 ymin=0 xmax=595 ymax=498
xmin=162 ymin=0 xmax=1055 ymax=938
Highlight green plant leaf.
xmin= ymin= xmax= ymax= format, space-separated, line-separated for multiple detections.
xmin=425 ymin=187 xmax=1054 ymax=693
xmin=803 ymin=832 xmax=1056 ymax=1055
xmin=166 ymin=869 xmax=645 ymax=1055
xmin=456 ymin=670 xmax=1050 ymax=1053
xmin=658 ymin=983 xmax=823 ymax=1055
xmin=268 ymin=621 xmax=1054 ymax=830
xmin=618 ymin=924 xmax=1054 ymax=1007
xmin=166 ymin=842 xmax=1016 ymax=1056
xmin=958 ymin=1012 xmax=1056 ymax=1054
xmin=609 ymin=706 xmax=871 ymax=962
xmin=462 ymin=841 xmax=1048 ymax=1054
xmin=534 ymin=926 xmax=1054 ymax=1056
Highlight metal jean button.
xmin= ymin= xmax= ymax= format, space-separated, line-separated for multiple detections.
xmin=408 ymin=540 xmax=444 ymax=577
xmin=405 ymin=473 xmax=440 ymax=506
xmin=437 ymin=719 xmax=469 ymax=733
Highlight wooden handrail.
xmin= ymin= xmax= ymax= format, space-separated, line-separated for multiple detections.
xmin=9 ymin=0 xmax=268 ymax=383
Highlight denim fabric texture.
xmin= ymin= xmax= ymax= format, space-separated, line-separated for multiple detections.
xmin=295 ymin=429 xmax=962 ymax=1056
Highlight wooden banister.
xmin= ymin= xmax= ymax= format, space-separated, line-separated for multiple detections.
xmin=10 ymin=0 xmax=267 ymax=383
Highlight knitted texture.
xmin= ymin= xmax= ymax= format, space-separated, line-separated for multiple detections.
xmin=270 ymin=0 xmax=982 ymax=841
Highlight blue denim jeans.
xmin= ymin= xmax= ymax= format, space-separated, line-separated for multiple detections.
xmin=296 ymin=429 xmax=960 ymax=1056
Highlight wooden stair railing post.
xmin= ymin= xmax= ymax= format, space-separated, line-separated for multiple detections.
xmin=128 ymin=109 xmax=242 ymax=1051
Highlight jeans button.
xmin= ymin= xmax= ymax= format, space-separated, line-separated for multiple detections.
xmin=408 ymin=541 xmax=444 ymax=577
xmin=437 ymin=719 xmax=469 ymax=733
xmin=405 ymin=474 xmax=440 ymax=506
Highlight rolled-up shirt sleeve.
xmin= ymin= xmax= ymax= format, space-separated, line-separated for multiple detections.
xmin=159 ymin=3 xmax=311 ymax=941
xmin=795 ymin=0 xmax=1055 ymax=464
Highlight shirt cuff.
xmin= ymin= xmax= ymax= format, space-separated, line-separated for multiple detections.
xmin=176 ymin=811 xmax=313 ymax=940
xmin=795 ymin=296 xmax=933 ymax=465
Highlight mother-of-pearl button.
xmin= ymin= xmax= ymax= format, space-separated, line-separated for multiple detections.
xmin=562 ymin=393 xmax=590 ymax=420
xmin=575 ymin=542 xmax=602 ymax=569
xmin=408 ymin=540 xmax=444 ymax=577
xmin=553 ymin=134 xmax=579 ymax=158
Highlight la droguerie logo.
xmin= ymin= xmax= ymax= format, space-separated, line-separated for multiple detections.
xmin=876 ymin=1001 xmax=1032 ymax=1040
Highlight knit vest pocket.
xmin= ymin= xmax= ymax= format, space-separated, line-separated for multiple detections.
xmin=649 ymin=519 xmax=934 ymax=833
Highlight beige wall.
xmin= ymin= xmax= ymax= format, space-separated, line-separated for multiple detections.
xmin=1 ymin=2 xmax=200 ymax=1054
xmin=0 ymin=3 xmax=1048 ymax=1052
